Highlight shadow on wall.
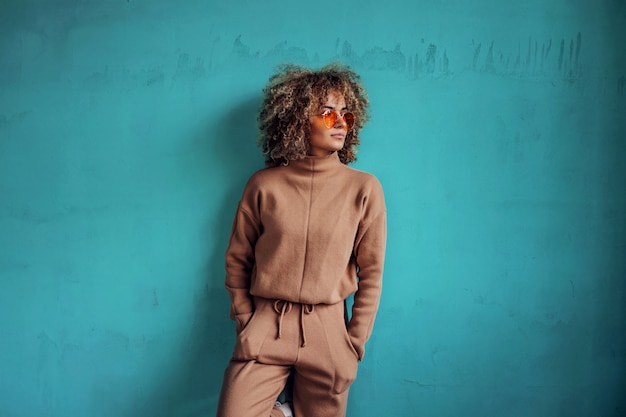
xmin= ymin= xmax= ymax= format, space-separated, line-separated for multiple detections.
xmin=144 ymin=95 xmax=264 ymax=417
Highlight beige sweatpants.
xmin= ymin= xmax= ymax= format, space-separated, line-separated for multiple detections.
xmin=217 ymin=297 xmax=360 ymax=417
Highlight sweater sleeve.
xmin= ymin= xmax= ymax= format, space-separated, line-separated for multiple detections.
xmin=224 ymin=185 xmax=262 ymax=333
xmin=348 ymin=178 xmax=387 ymax=360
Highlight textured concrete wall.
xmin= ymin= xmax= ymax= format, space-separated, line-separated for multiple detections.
xmin=1 ymin=1 xmax=625 ymax=416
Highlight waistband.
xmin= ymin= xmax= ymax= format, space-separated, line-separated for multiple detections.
xmin=273 ymin=300 xmax=314 ymax=347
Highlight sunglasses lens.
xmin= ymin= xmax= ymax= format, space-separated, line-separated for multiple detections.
xmin=320 ymin=111 xmax=356 ymax=130
xmin=343 ymin=112 xmax=355 ymax=130
xmin=322 ymin=111 xmax=337 ymax=128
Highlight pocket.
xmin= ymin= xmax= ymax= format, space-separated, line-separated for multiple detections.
xmin=342 ymin=324 xmax=360 ymax=360
xmin=331 ymin=310 xmax=359 ymax=394
xmin=235 ymin=312 xmax=254 ymax=334
xmin=233 ymin=305 xmax=272 ymax=360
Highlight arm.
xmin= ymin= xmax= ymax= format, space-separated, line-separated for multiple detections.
xmin=348 ymin=181 xmax=387 ymax=360
xmin=225 ymin=200 xmax=261 ymax=333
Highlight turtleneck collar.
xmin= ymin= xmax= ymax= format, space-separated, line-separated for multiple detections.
xmin=285 ymin=152 xmax=343 ymax=175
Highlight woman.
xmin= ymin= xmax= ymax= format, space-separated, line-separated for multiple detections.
xmin=217 ymin=63 xmax=386 ymax=417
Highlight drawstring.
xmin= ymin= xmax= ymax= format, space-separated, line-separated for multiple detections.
xmin=273 ymin=300 xmax=292 ymax=339
xmin=300 ymin=304 xmax=314 ymax=347
xmin=273 ymin=300 xmax=314 ymax=347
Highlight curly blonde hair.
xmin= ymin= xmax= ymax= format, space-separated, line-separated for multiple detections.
xmin=258 ymin=63 xmax=370 ymax=166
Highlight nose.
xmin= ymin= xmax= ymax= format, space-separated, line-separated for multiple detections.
xmin=334 ymin=112 xmax=347 ymax=128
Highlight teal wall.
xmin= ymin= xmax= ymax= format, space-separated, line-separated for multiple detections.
xmin=1 ymin=1 xmax=625 ymax=416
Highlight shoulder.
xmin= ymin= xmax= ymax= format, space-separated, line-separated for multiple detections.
xmin=343 ymin=165 xmax=385 ymax=195
xmin=234 ymin=166 xmax=280 ymax=214
xmin=242 ymin=165 xmax=282 ymax=192
xmin=341 ymin=165 xmax=386 ymax=218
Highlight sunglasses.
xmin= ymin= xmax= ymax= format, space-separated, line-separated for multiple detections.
xmin=319 ymin=109 xmax=356 ymax=130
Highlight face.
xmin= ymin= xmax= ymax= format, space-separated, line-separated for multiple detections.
xmin=307 ymin=91 xmax=350 ymax=157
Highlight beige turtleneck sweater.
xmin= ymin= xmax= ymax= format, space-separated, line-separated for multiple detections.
xmin=224 ymin=152 xmax=386 ymax=360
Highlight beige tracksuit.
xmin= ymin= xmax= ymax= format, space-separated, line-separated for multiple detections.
xmin=217 ymin=152 xmax=386 ymax=417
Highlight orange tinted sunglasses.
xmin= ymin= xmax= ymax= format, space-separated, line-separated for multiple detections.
xmin=319 ymin=109 xmax=356 ymax=130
